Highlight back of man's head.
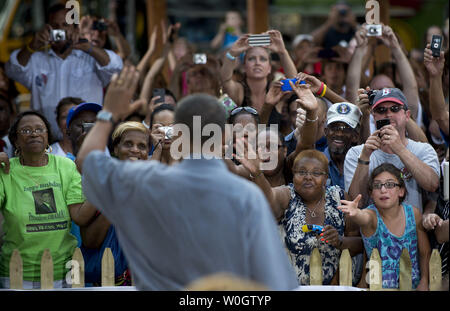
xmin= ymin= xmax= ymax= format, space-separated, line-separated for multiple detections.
xmin=175 ymin=94 xmax=226 ymax=145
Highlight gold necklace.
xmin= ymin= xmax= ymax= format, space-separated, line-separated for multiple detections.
xmin=306 ymin=195 xmax=324 ymax=218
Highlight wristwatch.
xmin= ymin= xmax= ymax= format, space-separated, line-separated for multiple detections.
xmin=96 ymin=110 xmax=115 ymax=124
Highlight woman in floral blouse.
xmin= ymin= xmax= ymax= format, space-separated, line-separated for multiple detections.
xmin=241 ymin=147 xmax=363 ymax=285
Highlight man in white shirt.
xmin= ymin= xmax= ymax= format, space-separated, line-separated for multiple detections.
xmin=5 ymin=3 xmax=123 ymax=141
xmin=344 ymin=88 xmax=440 ymax=212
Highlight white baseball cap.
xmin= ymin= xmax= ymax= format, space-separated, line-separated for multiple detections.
xmin=327 ymin=102 xmax=362 ymax=129
xmin=292 ymin=34 xmax=313 ymax=47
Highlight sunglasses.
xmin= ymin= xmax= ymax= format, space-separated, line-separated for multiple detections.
xmin=327 ymin=124 xmax=354 ymax=134
xmin=372 ymin=182 xmax=401 ymax=190
xmin=230 ymin=106 xmax=258 ymax=116
xmin=372 ymin=105 xmax=406 ymax=114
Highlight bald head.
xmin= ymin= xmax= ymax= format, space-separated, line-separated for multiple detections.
xmin=370 ymin=74 xmax=395 ymax=90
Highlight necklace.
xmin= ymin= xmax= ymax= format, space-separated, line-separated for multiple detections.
xmin=19 ymin=154 xmax=48 ymax=187
xmin=306 ymin=195 xmax=324 ymax=218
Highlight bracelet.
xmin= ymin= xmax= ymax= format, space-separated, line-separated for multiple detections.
xmin=358 ymin=157 xmax=370 ymax=165
xmin=26 ymin=43 xmax=36 ymax=54
xmin=319 ymin=84 xmax=327 ymax=97
xmin=316 ymin=82 xmax=324 ymax=96
xmin=249 ymin=171 xmax=263 ymax=179
xmin=305 ymin=115 xmax=318 ymax=123
xmin=226 ymin=51 xmax=236 ymax=61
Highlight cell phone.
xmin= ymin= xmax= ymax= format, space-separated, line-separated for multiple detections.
xmin=152 ymin=88 xmax=165 ymax=104
xmin=248 ymin=34 xmax=271 ymax=47
xmin=317 ymin=48 xmax=339 ymax=59
xmin=301 ymin=224 xmax=324 ymax=234
xmin=50 ymin=29 xmax=66 ymax=42
xmin=431 ymin=35 xmax=443 ymax=58
xmin=193 ymin=53 xmax=207 ymax=64
xmin=365 ymin=24 xmax=382 ymax=37
xmin=280 ymin=78 xmax=306 ymax=92
xmin=376 ymin=118 xmax=390 ymax=130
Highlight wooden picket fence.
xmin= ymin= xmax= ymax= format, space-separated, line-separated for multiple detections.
xmin=8 ymin=247 xmax=124 ymax=289
xmin=6 ymin=247 xmax=444 ymax=290
xmin=309 ymin=248 xmax=443 ymax=291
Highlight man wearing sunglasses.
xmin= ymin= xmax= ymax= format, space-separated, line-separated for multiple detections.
xmin=344 ymin=88 xmax=440 ymax=213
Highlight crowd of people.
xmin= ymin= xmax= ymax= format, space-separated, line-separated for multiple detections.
xmin=0 ymin=2 xmax=448 ymax=291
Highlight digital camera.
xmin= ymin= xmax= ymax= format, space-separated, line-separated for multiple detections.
xmin=50 ymin=29 xmax=66 ymax=42
xmin=365 ymin=24 xmax=382 ymax=37
xmin=193 ymin=53 xmax=207 ymax=65
xmin=160 ymin=126 xmax=174 ymax=140
xmin=92 ymin=20 xmax=108 ymax=32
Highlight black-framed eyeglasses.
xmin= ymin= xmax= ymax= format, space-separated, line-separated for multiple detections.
xmin=17 ymin=128 xmax=47 ymax=136
xmin=327 ymin=124 xmax=354 ymax=134
xmin=293 ymin=170 xmax=328 ymax=178
xmin=372 ymin=105 xmax=406 ymax=115
xmin=230 ymin=106 xmax=258 ymax=116
xmin=372 ymin=182 xmax=401 ymax=190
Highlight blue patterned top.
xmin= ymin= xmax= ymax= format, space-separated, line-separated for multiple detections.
xmin=361 ymin=203 xmax=420 ymax=289
xmin=280 ymin=184 xmax=345 ymax=285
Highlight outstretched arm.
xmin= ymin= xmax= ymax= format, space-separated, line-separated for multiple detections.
xmin=76 ymin=65 xmax=143 ymax=173
xmin=380 ymin=25 xmax=419 ymax=120
xmin=424 ymin=44 xmax=449 ymax=136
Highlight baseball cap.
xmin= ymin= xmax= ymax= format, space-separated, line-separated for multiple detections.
xmin=371 ymin=88 xmax=408 ymax=110
xmin=292 ymin=34 xmax=313 ymax=47
xmin=327 ymin=102 xmax=362 ymax=129
xmin=66 ymin=102 xmax=102 ymax=128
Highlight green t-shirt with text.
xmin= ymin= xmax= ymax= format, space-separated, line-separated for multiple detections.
xmin=0 ymin=154 xmax=84 ymax=282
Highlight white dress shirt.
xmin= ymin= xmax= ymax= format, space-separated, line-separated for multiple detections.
xmin=5 ymin=48 xmax=123 ymax=140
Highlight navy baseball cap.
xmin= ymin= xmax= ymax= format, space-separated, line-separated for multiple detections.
xmin=66 ymin=102 xmax=102 ymax=128
xmin=371 ymin=88 xmax=408 ymax=110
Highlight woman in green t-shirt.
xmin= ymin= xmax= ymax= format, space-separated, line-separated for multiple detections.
xmin=0 ymin=111 xmax=98 ymax=289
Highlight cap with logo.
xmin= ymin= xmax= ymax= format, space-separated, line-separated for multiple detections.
xmin=371 ymin=88 xmax=408 ymax=110
xmin=66 ymin=102 xmax=102 ymax=128
xmin=327 ymin=102 xmax=362 ymax=129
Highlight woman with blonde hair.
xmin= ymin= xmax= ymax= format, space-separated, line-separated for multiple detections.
xmin=80 ymin=121 xmax=150 ymax=286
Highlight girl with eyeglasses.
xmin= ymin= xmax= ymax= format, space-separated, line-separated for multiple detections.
xmin=338 ymin=163 xmax=431 ymax=290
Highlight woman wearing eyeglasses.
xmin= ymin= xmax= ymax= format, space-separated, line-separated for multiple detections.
xmin=338 ymin=163 xmax=431 ymax=290
xmin=0 ymin=111 xmax=97 ymax=288
xmin=238 ymin=139 xmax=363 ymax=285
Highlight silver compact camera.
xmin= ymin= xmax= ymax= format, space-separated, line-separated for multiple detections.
xmin=193 ymin=53 xmax=207 ymax=65
xmin=160 ymin=126 xmax=174 ymax=140
xmin=50 ymin=29 xmax=66 ymax=42
xmin=365 ymin=24 xmax=382 ymax=37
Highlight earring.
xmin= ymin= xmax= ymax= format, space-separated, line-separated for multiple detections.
xmin=14 ymin=148 xmax=20 ymax=157
xmin=46 ymin=145 xmax=53 ymax=154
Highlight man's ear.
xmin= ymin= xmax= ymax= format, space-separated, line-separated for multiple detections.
xmin=405 ymin=108 xmax=411 ymax=121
